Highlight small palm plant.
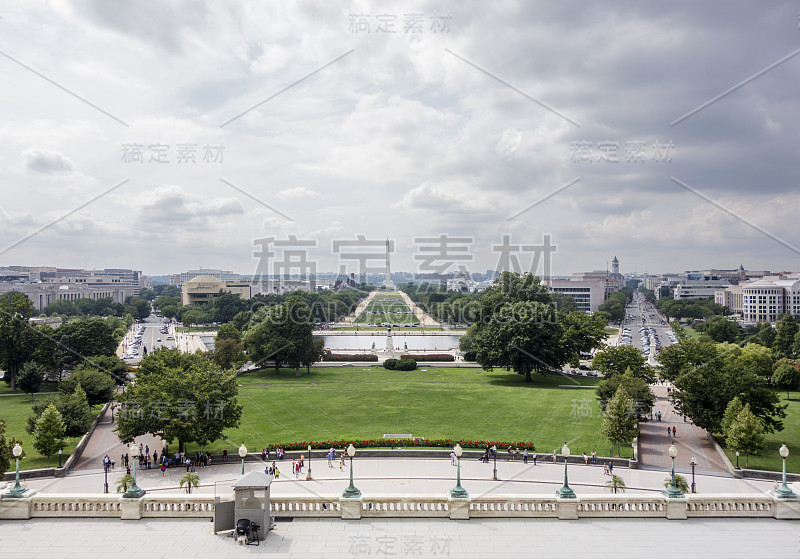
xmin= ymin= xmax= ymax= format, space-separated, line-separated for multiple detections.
xmin=180 ymin=471 xmax=200 ymax=494
xmin=116 ymin=474 xmax=134 ymax=493
xmin=663 ymin=473 xmax=690 ymax=493
xmin=605 ymin=474 xmax=627 ymax=494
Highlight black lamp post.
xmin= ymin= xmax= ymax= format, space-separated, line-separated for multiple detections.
xmin=104 ymin=461 xmax=109 ymax=494
xmin=735 ymin=451 xmax=740 ymax=469
xmin=58 ymin=448 xmax=62 ymax=468
xmin=690 ymin=456 xmax=697 ymax=493
xmin=491 ymin=445 xmax=497 ymax=481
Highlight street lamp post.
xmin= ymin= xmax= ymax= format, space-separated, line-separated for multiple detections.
xmin=58 ymin=449 xmax=62 ymax=468
xmin=450 ymin=444 xmax=469 ymax=499
xmin=555 ymin=442 xmax=576 ymax=499
xmin=774 ymin=443 xmax=797 ymax=499
xmin=307 ymin=445 xmax=312 ymax=480
xmin=104 ymin=461 xmax=109 ymax=494
xmin=7 ymin=443 xmax=28 ymax=497
xmin=342 ymin=444 xmax=361 ymax=498
xmin=664 ymin=444 xmax=683 ymax=498
xmin=491 ymin=444 xmax=497 ymax=481
xmin=239 ymin=443 xmax=247 ymax=475
xmin=123 ymin=443 xmax=145 ymax=498
xmin=735 ymin=450 xmax=740 ymax=469
xmin=690 ymin=456 xmax=697 ymax=493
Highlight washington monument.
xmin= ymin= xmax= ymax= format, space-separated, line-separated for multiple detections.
xmin=382 ymin=238 xmax=395 ymax=289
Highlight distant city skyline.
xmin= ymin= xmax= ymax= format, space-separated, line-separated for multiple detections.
xmin=2 ymin=3 xmax=799 ymax=276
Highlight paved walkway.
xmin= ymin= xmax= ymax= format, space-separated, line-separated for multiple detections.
xmin=72 ymin=403 xmax=164 ymax=473
xmin=638 ymin=384 xmax=729 ymax=477
xmin=0 ymin=516 xmax=797 ymax=559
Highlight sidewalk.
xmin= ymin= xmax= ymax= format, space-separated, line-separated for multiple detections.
xmin=638 ymin=385 xmax=728 ymax=476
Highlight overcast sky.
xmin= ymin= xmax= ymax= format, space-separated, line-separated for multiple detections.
xmin=1 ymin=1 xmax=799 ymax=278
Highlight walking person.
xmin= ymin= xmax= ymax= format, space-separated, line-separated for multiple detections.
xmin=583 ymin=452 xmax=588 ymax=465
xmin=450 ymin=451 xmax=456 ymax=466
xmin=532 ymin=452 xmax=537 ymax=465
xmin=608 ymin=461 xmax=614 ymax=475
xmin=672 ymin=426 xmax=676 ymax=437
xmin=591 ymin=450 xmax=596 ymax=464
xmin=668 ymin=426 xmax=672 ymax=437
xmin=523 ymin=448 xmax=528 ymax=464
xmin=552 ymin=450 xmax=557 ymax=464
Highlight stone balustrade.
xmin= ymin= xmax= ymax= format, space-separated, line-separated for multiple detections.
xmin=2 ymin=492 xmax=798 ymax=521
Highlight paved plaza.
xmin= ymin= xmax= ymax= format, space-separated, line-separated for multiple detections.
xmin=0 ymin=516 xmax=797 ymax=559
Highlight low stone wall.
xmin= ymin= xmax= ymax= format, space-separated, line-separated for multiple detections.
xmin=2 ymin=492 xmax=798 ymax=521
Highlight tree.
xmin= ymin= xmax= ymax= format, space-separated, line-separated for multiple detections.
xmin=721 ymin=397 xmax=744 ymax=439
xmin=124 ymin=298 xmax=151 ymax=320
xmin=59 ymin=368 xmax=117 ymax=406
xmin=596 ymin=368 xmax=655 ymax=419
xmin=180 ymin=471 xmax=200 ymax=493
xmin=57 ymin=385 xmax=93 ymax=438
xmin=592 ymin=346 xmax=655 ymax=383
xmin=216 ymin=323 xmax=241 ymax=343
xmin=18 ymin=361 xmax=45 ymax=401
xmin=303 ymin=337 xmax=326 ymax=374
xmin=773 ymin=315 xmax=799 ymax=358
xmin=116 ymin=473 xmax=134 ymax=493
xmin=54 ymin=318 xmax=118 ymax=377
xmin=725 ymin=403 xmax=764 ymax=468
xmin=664 ymin=474 xmax=690 ymax=493
xmin=33 ymin=404 xmax=65 ymax=465
xmin=559 ymin=311 xmax=608 ymax=364
xmin=115 ymin=351 xmax=242 ymax=453
xmin=772 ymin=361 xmax=800 ymax=400
xmin=211 ymin=292 xmax=249 ymax=324
xmin=703 ymin=316 xmax=741 ymax=343
xmin=600 ymin=385 xmax=638 ymax=456
xmin=0 ymin=419 xmax=12 ymax=476
xmin=605 ymin=474 xmax=627 ymax=494
xmin=756 ymin=322 xmax=776 ymax=348
xmin=0 ymin=291 xmax=37 ymax=391
xmin=213 ymin=338 xmax=244 ymax=370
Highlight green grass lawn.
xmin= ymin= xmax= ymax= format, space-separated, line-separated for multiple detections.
xmin=682 ymin=327 xmax=702 ymax=340
xmin=1 ymin=393 xmax=104 ymax=470
xmin=177 ymin=326 xmax=219 ymax=333
xmin=604 ymin=327 xmax=619 ymax=336
xmin=0 ymin=382 xmax=59 ymax=396
xmin=719 ymin=391 xmax=800 ymax=474
xmin=194 ymin=366 xmax=628 ymax=460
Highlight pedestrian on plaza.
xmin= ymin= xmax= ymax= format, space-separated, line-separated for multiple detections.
xmin=603 ymin=463 xmax=609 ymax=475
xmin=668 ymin=426 xmax=672 ymax=437
xmin=450 ymin=451 xmax=456 ymax=466
xmin=608 ymin=462 xmax=614 ymax=475
xmin=327 ymin=451 xmax=333 ymax=468
xmin=591 ymin=450 xmax=597 ymax=464
xmin=154 ymin=450 xmax=158 ymax=464
xmin=583 ymin=452 xmax=588 ymax=465
xmin=274 ymin=467 xmax=280 ymax=479
xmin=262 ymin=449 xmax=266 ymax=461
xmin=340 ymin=452 xmax=345 ymax=471
xmin=145 ymin=444 xmax=149 ymax=457
xmin=292 ymin=459 xmax=297 ymax=478
xmin=552 ymin=450 xmax=557 ymax=464
xmin=532 ymin=453 xmax=537 ymax=465
xmin=523 ymin=448 xmax=529 ymax=464
xmin=672 ymin=426 xmax=676 ymax=437
xmin=126 ymin=466 xmax=131 ymax=475
xmin=161 ymin=462 xmax=166 ymax=476
xmin=223 ymin=449 xmax=227 ymax=462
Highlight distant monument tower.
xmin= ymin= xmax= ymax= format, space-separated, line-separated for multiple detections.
xmin=382 ymin=238 xmax=395 ymax=289
xmin=612 ymin=256 xmax=619 ymax=276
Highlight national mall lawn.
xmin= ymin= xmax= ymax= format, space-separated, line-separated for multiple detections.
xmin=210 ymin=366 xmax=630 ymax=459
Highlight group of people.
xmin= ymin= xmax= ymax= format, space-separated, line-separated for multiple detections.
xmin=265 ymin=461 xmax=280 ymax=478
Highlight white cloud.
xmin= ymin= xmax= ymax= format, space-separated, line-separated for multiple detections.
xmin=276 ymin=186 xmax=317 ymax=199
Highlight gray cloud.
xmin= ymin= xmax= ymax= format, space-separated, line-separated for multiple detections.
xmin=23 ymin=149 xmax=74 ymax=174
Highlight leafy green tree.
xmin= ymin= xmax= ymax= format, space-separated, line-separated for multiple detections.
xmin=211 ymin=292 xmax=249 ymax=324
xmin=116 ymin=473 xmax=134 ymax=493
xmin=18 ymin=361 xmax=45 ymax=401
xmin=33 ymin=403 xmax=65 ymax=465
xmin=216 ymin=323 xmax=241 ymax=343
xmin=57 ymin=385 xmax=93 ymax=438
xmin=605 ymin=474 xmax=627 ymax=494
xmin=596 ymin=368 xmax=655 ymax=419
xmin=600 ymin=385 xmax=638 ymax=456
xmin=721 ymin=396 xmax=744 ymax=439
xmin=54 ymin=318 xmax=118 ymax=377
xmin=772 ymin=361 xmax=800 ymax=400
xmin=303 ymin=337 xmax=326 ymax=374
xmin=213 ymin=338 xmax=244 ymax=370
xmin=592 ymin=345 xmax=655 ymax=383
xmin=756 ymin=322 xmax=776 ymax=348
xmin=559 ymin=311 xmax=608 ymax=364
xmin=180 ymin=471 xmax=200 ymax=493
xmin=725 ymin=403 xmax=764 ymax=468
xmin=703 ymin=316 xmax=742 ymax=343
xmin=0 ymin=291 xmax=37 ymax=390
xmin=73 ymin=355 xmax=129 ymax=386
xmin=0 ymin=419 xmax=12 ymax=476
xmin=115 ymin=350 xmax=242 ymax=453
xmin=59 ymin=368 xmax=116 ymax=406
xmin=773 ymin=314 xmax=799 ymax=358
xmin=396 ymin=357 xmax=417 ymax=371
xmin=664 ymin=474 xmax=690 ymax=493
xmin=383 ymin=358 xmax=398 ymax=370
xmin=181 ymin=307 xmax=212 ymax=326
xmin=124 ymin=298 xmax=151 ymax=320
